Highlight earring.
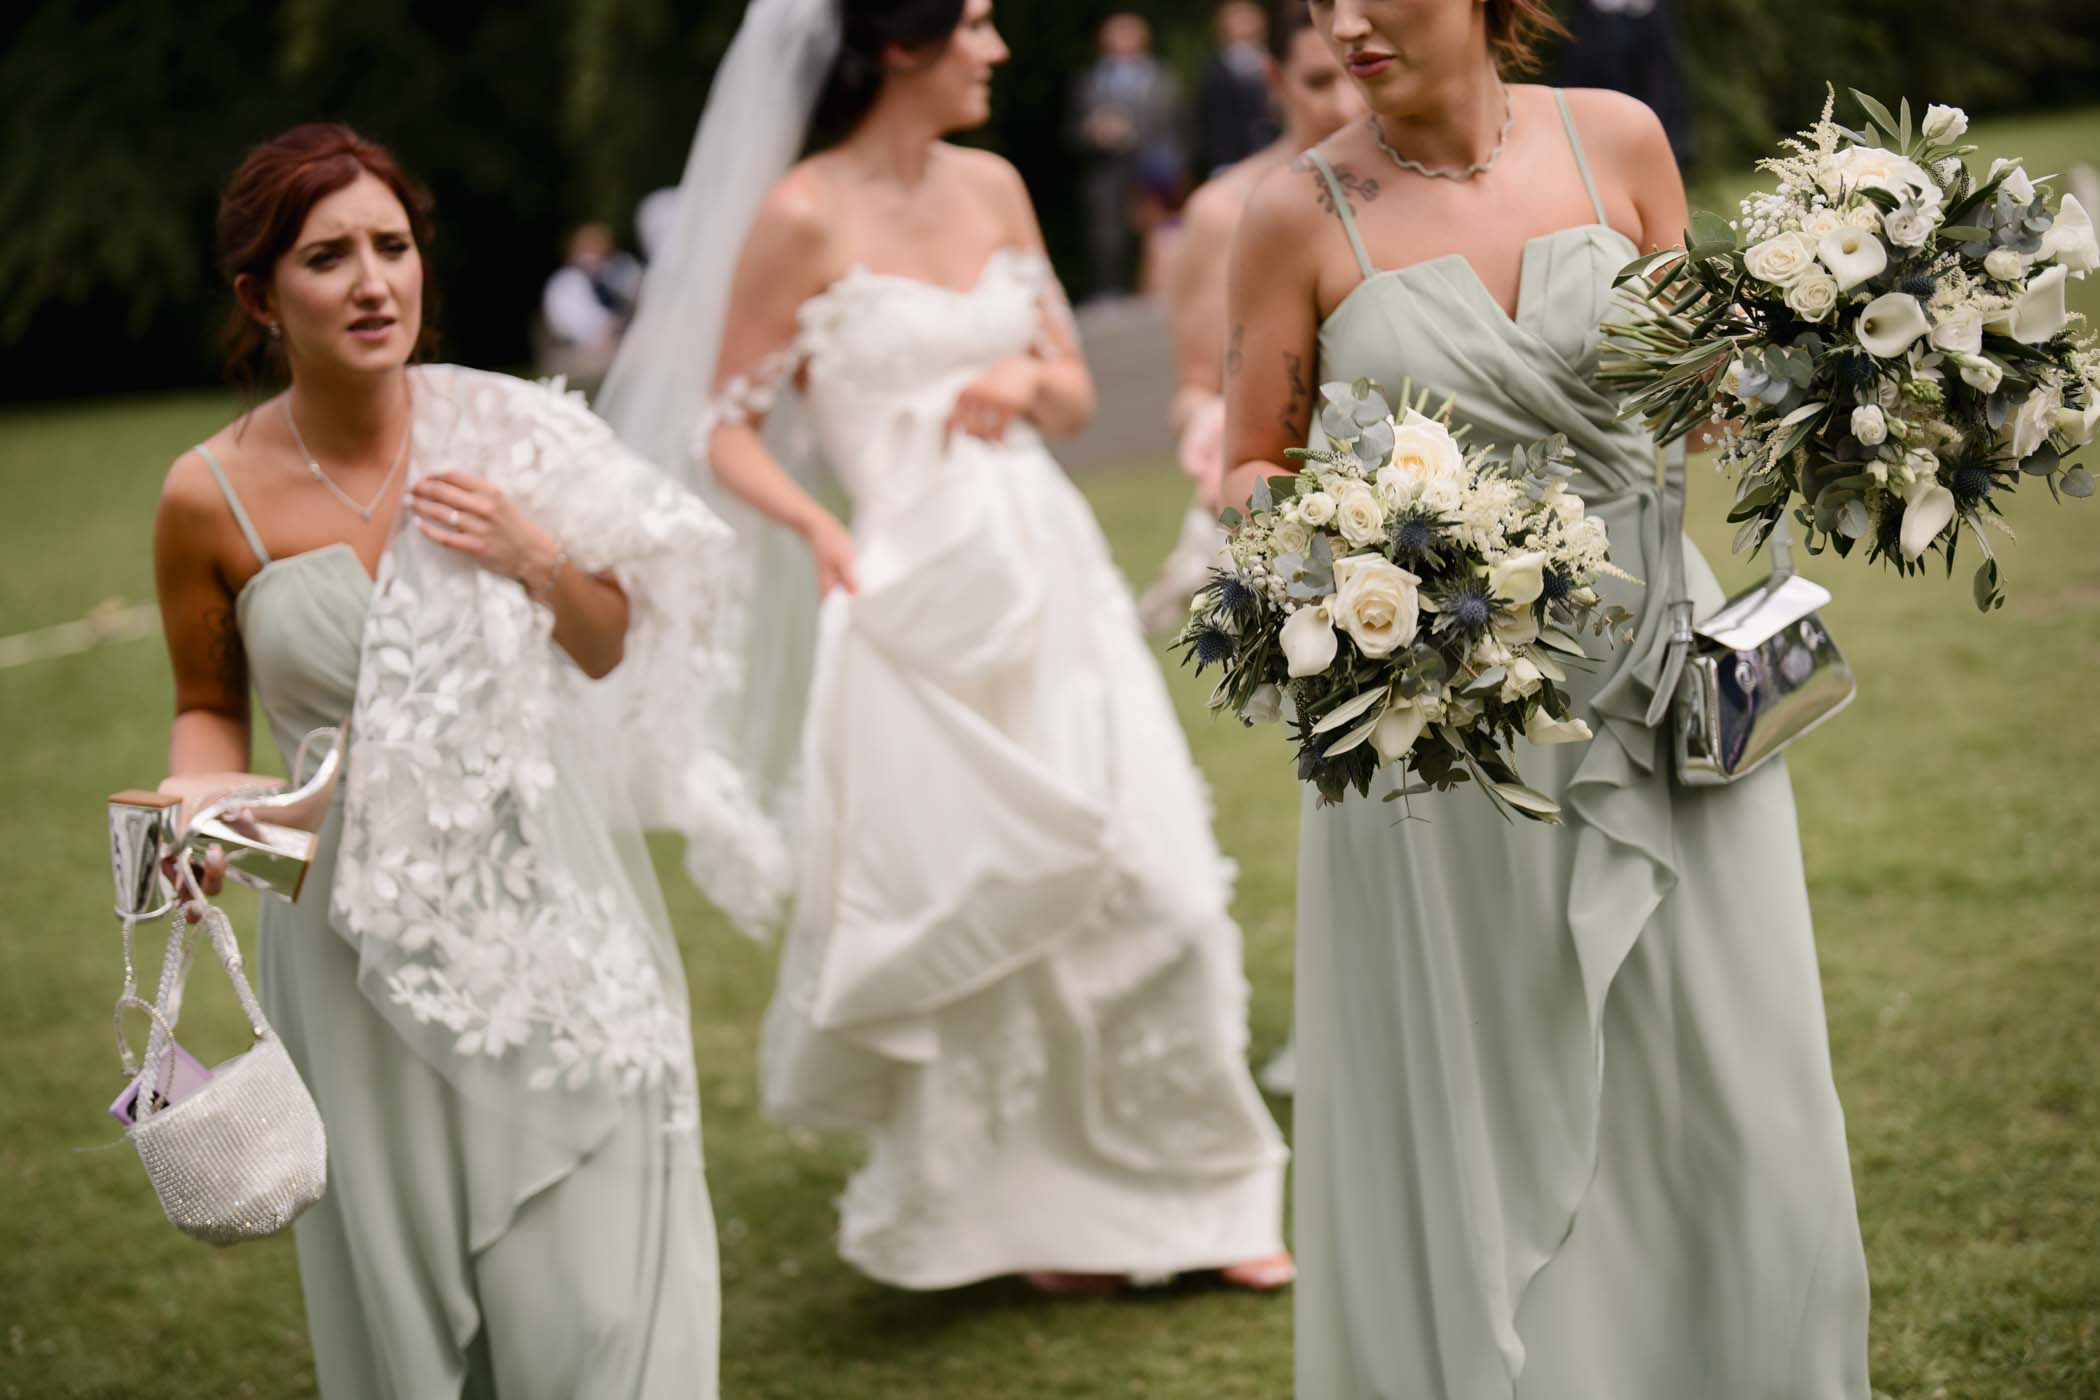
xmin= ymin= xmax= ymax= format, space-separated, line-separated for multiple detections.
xmin=266 ymin=322 xmax=282 ymax=339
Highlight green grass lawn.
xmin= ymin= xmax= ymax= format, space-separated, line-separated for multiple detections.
xmin=5 ymin=110 xmax=2099 ymax=1400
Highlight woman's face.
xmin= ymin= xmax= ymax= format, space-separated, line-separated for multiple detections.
xmin=249 ymin=171 xmax=423 ymax=380
xmin=1272 ymin=26 xmax=1365 ymax=146
xmin=898 ymin=0 xmax=1009 ymax=133
xmin=1308 ymin=0 xmax=1487 ymax=115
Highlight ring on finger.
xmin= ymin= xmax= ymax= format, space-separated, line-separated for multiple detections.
xmin=449 ymin=507 xmax=461 ymax=528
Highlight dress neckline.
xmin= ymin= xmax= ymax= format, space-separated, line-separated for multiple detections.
xmin=808 ymin=245 xmax=1044 ymax=315
xmin=235 ymin=540 xmax=377 ymax=604
xmin=1320 ymin=222 xmax=1638 ymax=334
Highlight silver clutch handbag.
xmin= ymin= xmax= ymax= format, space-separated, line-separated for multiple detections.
xmin=106 ymin=745 xmax=338 ymax=1246
xmin=1649 ymin=445 xmax=1856 ymax=786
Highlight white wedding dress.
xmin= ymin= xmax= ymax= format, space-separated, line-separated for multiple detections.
xmin=723 ymin=247 xmax=1287 ymax=1289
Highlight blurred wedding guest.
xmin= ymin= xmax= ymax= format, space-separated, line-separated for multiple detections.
xmin=635 ymin=186 xmax=682 ymax=263
xmin=537 ymin=221 xmax=642 ymax=390
xmin=1551 ymin=0 xmax=1696 ymax=168
xmin=1070 ymin=12 xmax=1184 ymax=301
xmin=1136 ymin=0 xmax=1361 ymax=639
xmin=153 ymin=123 xmax=724 ymax=1397
xmin=1196 ymin=2 xmax=1277 ymax=176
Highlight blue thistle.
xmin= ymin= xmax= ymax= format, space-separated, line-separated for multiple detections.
xmin=1192 ymin=626 xmax=1235 ymax=670
xmin=1216 ymin=574 xmax=1257 ymax=614
xmin=1541 ymin=566 xmax=1572 ymax=603
xmin=1900 ymin=272 xmax=1938 ymax=300
xmin=1951 ymin=463 xmax=1995 ymax=508
xmin=1438 ymin=580 xmax=1497 ymax=639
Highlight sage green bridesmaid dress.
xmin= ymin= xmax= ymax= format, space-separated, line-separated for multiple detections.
xmin=1291 ymin=94 xmax=1870 ymax=1398
xmin=193 ymin=446 xmax=719 ymax=1400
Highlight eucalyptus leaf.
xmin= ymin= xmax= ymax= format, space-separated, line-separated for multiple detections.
xmin=1488 ymin=783 xmax=1563 ymax=820
xmin=1464 ymin=666 xmax=1507 ymax=695
xmin=2020 ymin=443 xmax=2060 ymax=477
xmin=1249 ymin=474 xmax=1274 ymax=512
xmin=2063 ymin=466 xmax=2096 ymax=498
xmin=1323 ymin=709 xmax=1386 ymax=758
xmin=1850 ymin=89 xmax=1900 ymax=142
xmin=1837 ymin=499 xmax=1870 ymax=539
xmin=1311 ymin=686 xmax=1390 ymax=735
xmin=1973 ymin=557 xmax=2004 ymax=612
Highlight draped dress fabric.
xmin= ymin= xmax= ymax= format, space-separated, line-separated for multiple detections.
xmin=753 ymin=248 xmax=1288 ymax=1288
xmin=1290 ymin=95 xmax=1871 ymax=1398
xmin=192 ymin=395 xmax=719 ymax=1399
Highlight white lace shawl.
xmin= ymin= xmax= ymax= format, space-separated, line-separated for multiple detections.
xmin=331 ymin=366 xmax=732 ymax=1132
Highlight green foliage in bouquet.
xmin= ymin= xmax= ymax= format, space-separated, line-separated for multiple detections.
xmin=1177 ymin=381 xmax=1634 ymax=822
xmin=1603 ymin=90 xmax=2098 ymax=612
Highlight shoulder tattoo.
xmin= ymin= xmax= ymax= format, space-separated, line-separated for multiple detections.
xmin=1290 ymin=154 xmax=1381 ymax=216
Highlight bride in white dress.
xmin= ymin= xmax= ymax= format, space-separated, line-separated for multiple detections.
xmin=599 ymin=0 xmax=1290 ymax=1293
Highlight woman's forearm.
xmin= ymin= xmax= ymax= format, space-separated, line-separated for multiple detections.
xmin=709 ymin=421 xmax=836 ymax=537
xmin=1029 ymin=358 xmax=1096 ymax=439
xmin=169 ymin=707 xmax=250 ymax=776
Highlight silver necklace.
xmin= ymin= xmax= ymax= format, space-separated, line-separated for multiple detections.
xmin=283 ymin=387 xmax=412 ymax=524
xmin=1371 ymin=84 xmax=1515 ymax=182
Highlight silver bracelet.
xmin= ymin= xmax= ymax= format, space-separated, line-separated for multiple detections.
xmin=528 ymin=545 xmax=570 ymax=607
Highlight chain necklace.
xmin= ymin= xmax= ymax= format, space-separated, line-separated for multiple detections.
xmin=283 ymin=385 xmax=412 ymax=524
xmin=1370 ymin=83 xmax=1515 ymax=182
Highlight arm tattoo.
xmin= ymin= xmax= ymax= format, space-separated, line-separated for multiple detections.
xmin=1224 ymin=323 xmax=1245 ymax=379
xmin=1290 ymin=154 xmax=1381 ymax=216
xmin=1279 ymin=351 xmax=1311 ymax=434
xmin=203 ymin=604 xmax=246 ymax=698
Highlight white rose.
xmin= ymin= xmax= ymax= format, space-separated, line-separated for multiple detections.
xmin=1370 ymin=704 xmax=1428 ymax=764
xmin=1487 ymin=549 xmax=1548 ymax=606
xmin=2008 ymin=263 xmax=2071 ymax=344
xmin=1500 ymin=655 xmax=1545 ymax=701
xmin=1785 ymin=272 xmax=1841 ymax=323
xmin=1721 ymin=357 xmax=1750 ymax=401
xmin=1851 ymin=404 xmax=1888 ymax=446
xmin=1802 ymin=208 xmax=1843 ymax=240
xmin=1989 ymin=158 xmax=2037 ymax=206
xmin=1855 ymin=292 xmax=1932 ymax=358
xmin=1270 ymin=518 xmax=1312 ymax=558
xmin=1385 ymin=409 xmax=1466 ymax=483
xmin=1818 ymin=226 xmax=1887 ymax=291
xmin=2040 ymin=193 xmax=2100 ymax=274
xmin=1330 ymin=554 xmax=1422 ymax=659
xmin=1823 ymin=146 xmax=1940 ymax=204
xmin=1845 ymin=205 xmax=1883 ymax=231
xmin=1374 ymin=466 xmax=1409 ymax=508
xmin=1280 ymin=598 xmax=1339 ymax=677
xmin=1899 ymin=471 xmax=1955 ymax=561
xmin=2054 ymin=398 xmax=2100 ymax=448
xmin=1333 ymin=481 xmax=1387 ymax=547
xmin=1524 ymin=709 xmax=1593 ymax=746
xmin=1240 ymin=682 xmax=1284 ymax=726
xmin=1743 ymin=231 xmax=1820 ymax=287
xmin=1928 ymin=304 xmax=1983 ymax=356
xmin=1984 ymin=247 xmax=2026 ymax=282
xmin=1298 ymin=490 xmax=1336 ymax=526
xmin=2008 ymin=382 xmax=2064 ymax=460
xmin=1881 ymin=201 xmax=1937 ymax=250
xmin=1922 ymin=104 xmax=1969 ymax=142
xmin=1954 ymin=354 xmax=2003 ymax=394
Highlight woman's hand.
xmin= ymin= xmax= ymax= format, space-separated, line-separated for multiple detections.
xmin=946 ymin=357 xmax=1043 ymax=444
xmin=156 ymin=772 xmax=279 ymax=922
xmin=409 ymin=471 xmax=559 ymax=586
xmin=803 ymin=514 xmax=859 ymax=596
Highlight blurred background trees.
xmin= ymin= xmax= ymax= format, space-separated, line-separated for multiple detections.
xmin=2 ymin=0 xmax=2094 ymax=402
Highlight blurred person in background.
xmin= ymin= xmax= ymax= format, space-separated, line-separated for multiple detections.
xmin=1196 ymin=2 xmax=1279 ymax=177
xmin=1135 ymin=0 xmax=1362 ymax=642
xmin=1070 ymin=11 xmax=1184 ymax=301
xmin=1550 ymin=0 xmax=1696 ymax=169
xmin=536 ymin=221 xmax=642 ymax=392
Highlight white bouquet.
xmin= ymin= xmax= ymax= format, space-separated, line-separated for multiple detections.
xmin=1178 ymin=380 xmax=1632 ymax=822
xmin=1605 ymin=89 xmax=2097 ymax=610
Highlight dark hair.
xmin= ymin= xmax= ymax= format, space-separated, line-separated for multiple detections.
xmin=808 ymin=0 xmax=967 ymax=150
xmin=1485 ymin=0 xmax=1567 ymax=76
xmin=215 ymin=123 xmax=439 ymax=394
xmin=1269 ymin=0 xmax=1313 ymax=63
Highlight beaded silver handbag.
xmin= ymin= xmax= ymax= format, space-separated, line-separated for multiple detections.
xmin=108 ymin=795 xmax=327 ymax=1246
xmin=1648 ymin=444 xmax=1857 ymax=785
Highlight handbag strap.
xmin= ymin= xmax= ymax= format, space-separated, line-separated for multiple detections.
xmin=121 ymin=866 xmax=273 ymax=1124
xmin=1641 ymin=439 xmax=1800 ymax=728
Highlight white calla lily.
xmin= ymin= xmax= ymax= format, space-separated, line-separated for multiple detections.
xmin=1487 ymin=550 xmax=1548 ymax=606
xmin=1524 ymin=710 xmax=1593 ymax=746
xmin=2040 ymin=193 xmax=2100 ymax=274
xmin=1281 ymin=599 xmax=1339 ymax=677
xmin=1817 ymin=226 xmax=1887 ymax=291
xmin=1898 ymin=473 xmax=1956 ymax=561
xmin=1855 ymin=292 xmax=1931 ymax=358
xmin=2010 ymin=263 xmax=2070 ymax=344
xmin=1370 ymin=704 xmax=1428 ymax=764
xmin=1928 ymin=304 xmax=1983 ymax=356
